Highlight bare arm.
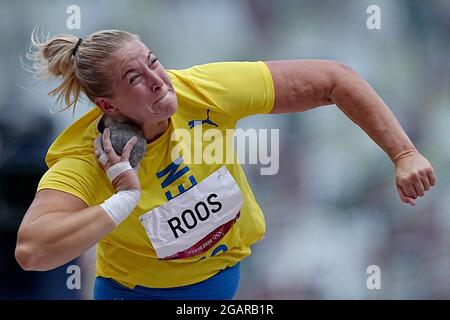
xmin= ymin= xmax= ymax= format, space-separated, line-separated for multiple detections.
xmin=15 ymin=189 xmax=115 ymax=271
xmin=15 ymin=128 xmax=140 ymax=271
xmin=265 ymin=60 xmax=436 ymax=205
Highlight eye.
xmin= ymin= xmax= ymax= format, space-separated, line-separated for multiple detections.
xmin=130 ymin=74 xmax=141 ymax=84
xmin=149 ymin=58 xmax=158 ymax=69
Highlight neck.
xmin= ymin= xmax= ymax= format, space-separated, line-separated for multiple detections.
xmin=142 ymin=118 xmax=170 ymax=143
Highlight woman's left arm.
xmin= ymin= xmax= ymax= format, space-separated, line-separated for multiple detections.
xmin=265 ymin=60 xmax=436 ymax=206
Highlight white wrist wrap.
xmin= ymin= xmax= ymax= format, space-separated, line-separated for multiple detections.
xmin=106 ymin=162 xmax=133 ymax=182
xmin=100 ymin=189 xmax=141 ymax=226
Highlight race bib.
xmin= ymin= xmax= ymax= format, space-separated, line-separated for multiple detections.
xmin=139 ymin=166 xmax=243 ymax=260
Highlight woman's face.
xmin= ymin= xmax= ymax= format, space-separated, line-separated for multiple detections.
xmin=102 ymin=39 xmax=178 ymax=126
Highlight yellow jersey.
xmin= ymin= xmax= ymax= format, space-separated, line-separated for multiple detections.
xmin=37 ymin=61 xmax=275 ymax=288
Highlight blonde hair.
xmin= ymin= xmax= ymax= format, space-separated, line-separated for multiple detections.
xmin=26 ymin=28 xmax=138 ymax=112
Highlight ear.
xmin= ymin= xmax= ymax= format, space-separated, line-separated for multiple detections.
xmin=94 ymin=97 xmax=120 ymax=115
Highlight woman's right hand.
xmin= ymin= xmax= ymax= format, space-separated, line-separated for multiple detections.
xmin=94 ymin=127 xmax=141 ymax=192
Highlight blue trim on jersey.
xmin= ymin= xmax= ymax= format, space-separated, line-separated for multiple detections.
xmin=93 ymin=263 xmax=240 ymax=300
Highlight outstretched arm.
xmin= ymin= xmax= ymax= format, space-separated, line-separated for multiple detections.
xmin=265 ymin=60 xmax=435 ymax=206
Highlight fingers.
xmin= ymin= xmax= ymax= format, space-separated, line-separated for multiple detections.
xmin=102 ymin=128 xmax=114 ymax=155
xmin=427 ymin=168 xmax=436 ymax=187
xmin=394 ymin=151 xmax=437 ymax=206
xmin=101 ymin=128 xmax=121 ymax=165
xmin=397 ymin=184 xmax=416 ymax=206
xmin=412 ymin=176 xmax=425 ymax=197
xmin=392 ymin=149 xmax=438 ymax=206
xmin=93 ymin=128 xmax=141 ymax=192
xmin=419 ymin=173 xmax=430 ymax=191
xmin=396 ymin=171 xmax=425 ymax=205
xmin=398 ymin=175 xmax=425 ymax=202
xmin=94 ymin=128 xmax=123 ymax=168
xmin=120 ymin=136 xmax=137 ymax=162
xmin=401 ymin=182 xmax=418 ymax=200
xmin=94 ymin=135 xmax=108 ymax=166
xmin=94 ymin=135 xmax=103 ymax=155
xmin=401 ymin=169 xmax=435 ymax=199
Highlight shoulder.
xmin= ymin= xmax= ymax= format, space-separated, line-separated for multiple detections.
xmin=167 ymin=61 xmax=268 ymax=80
xmin=45 ymin=107 xmax=102 ymax=168
xmin=166 ymin=61 xmax=272 ymax=100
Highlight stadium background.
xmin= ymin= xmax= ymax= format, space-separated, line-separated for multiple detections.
xmin=0 ymin=0 xmax=449 ymax=299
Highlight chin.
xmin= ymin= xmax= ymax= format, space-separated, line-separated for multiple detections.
xmin=159 ymin=95 xmax=178 ymax=117
xmin=167 ymin=100 xmax=178 ymax=117
xmin=148 ymin=105 xmax=176 ymax=123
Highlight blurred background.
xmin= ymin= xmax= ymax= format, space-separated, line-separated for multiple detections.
xmin=0 ymin=0 xmax=449 ymax=299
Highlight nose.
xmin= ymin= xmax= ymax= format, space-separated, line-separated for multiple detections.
xmin=146 ymin=70 xmax=164 ymax=92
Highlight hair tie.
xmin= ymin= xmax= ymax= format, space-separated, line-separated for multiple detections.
xmin=72 ymin=38 xmax=83 ymax=57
